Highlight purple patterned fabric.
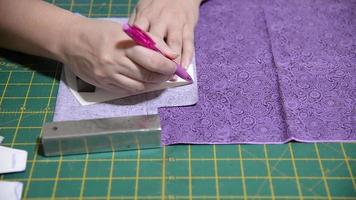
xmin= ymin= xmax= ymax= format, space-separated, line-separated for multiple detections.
xmin=159 ymin=0 xmax=356 ymax=145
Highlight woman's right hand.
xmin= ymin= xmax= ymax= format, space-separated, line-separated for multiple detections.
xmin=57 ymin=17 xmax=178 ymax=92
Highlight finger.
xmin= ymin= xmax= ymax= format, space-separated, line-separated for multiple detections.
xmin=147 ymin=32 xmax=179 ymax=60
xmin=101 ymin=83 xmax=128 ymax=93
xmin=167 ymin=26 xmax=183 ymax=61
xmin=128 ymin=7 xmax=136 ymax=25
xmin=170 ymin=75 xmax=178 ymax=81
xmin=133 ymin=15 xmax=150 ymax=31
xmin=126 ymin=46 xmax=176 ymax=75
xmin=78 ymin=75 xmax=120 ymax=93
xmin=181 ymin=25 xmax=195 ymax=68
xmin=117 ymin=58 xmax=171 ymax=83
xmin=110 ymin=73 xmax=147 ymax=92
xmin=149 ymin=22 xmax=167 ymax=38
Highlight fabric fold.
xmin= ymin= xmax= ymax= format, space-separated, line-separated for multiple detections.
xmin=263 ymin=0 xmax=356 ymax=141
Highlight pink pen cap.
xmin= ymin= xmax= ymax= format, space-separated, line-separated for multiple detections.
xmin=122 ymin=24 xmax=193 ymax=82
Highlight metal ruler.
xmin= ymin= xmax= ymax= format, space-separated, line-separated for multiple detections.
xmin=41 ymin=115 xmax=161 ymax=156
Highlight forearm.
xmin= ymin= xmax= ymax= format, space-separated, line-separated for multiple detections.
xmin=0 ymin=0 xmax=82 ymax=61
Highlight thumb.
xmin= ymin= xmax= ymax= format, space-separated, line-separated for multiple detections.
xmin=148 ymin=33 xmax=179 ymax=60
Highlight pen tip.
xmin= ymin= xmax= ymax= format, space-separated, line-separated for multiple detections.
xmin=174 ymin=62 xmax=193 ymax=82
xmin=187 ymin=75 xmax=193 ymax=82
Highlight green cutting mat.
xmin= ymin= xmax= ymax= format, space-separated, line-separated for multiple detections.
xmin=1 ymin=0 xmax=355 ymax=199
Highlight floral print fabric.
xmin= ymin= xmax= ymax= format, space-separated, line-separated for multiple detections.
xmin=159 ymin=0 xmax=356 ymax=144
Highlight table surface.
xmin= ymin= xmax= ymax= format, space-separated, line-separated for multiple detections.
xmin=1 ymin=0 xmax=355 ymax=199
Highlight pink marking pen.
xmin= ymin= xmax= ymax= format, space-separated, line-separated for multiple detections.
xmin=122 ymin=24 xmax=192 ymax=82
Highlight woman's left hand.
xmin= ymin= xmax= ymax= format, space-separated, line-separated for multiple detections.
xmin=129 ymin=0 xmax=203 ymax=68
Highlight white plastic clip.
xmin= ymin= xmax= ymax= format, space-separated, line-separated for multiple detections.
xmin=0 ymin=146 xmax=28 ymax=174
xmin=0 ymin=181 xmax=23 ymax=200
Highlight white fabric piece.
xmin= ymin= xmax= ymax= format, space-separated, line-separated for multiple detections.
xmin=0 ymin=146 xmax=27 ymax=174
xmin=64 ymin=64 xmax=194 ymax=106
xmin=0 ymin=181 xmax=23 ymax=200
xmin=0 ymin=136 xmax=4 ymax=143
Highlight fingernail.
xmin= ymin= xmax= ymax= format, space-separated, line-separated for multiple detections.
xmin=163 ymin=52 xmax=178 ymax=60
xmin=171 ymin=52 xmax=179 ymax=59
xmin=182 ymin=61 xmax=189 ymax=69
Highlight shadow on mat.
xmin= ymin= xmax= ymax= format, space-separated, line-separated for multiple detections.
xmin=0 ymin=48 xmax=62 ymax=81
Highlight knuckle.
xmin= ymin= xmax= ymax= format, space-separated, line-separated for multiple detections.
xmin=135 ymin=2 xmax=146 ymax=11
xmin=166 ymin=15 xmax=176 ymax=22
xmin=134 ymin=15 xmax=145 ymax=24
xmin=93 ymin=69 xmax=106 ymax=80
xmin=151 ymin=19 xmax=162 ymax=26
xmin=143 ymin=72 xmax=156 ymax=83
xmin=169 ymin=11 xmax=182 ymax=20
xmin=183 ymin=36 xmax=194 ymax=43
xmin=134 ymin=13 xmax=149 ymax=25
xmin=157 ymin=59 xmax=168 ymax=68
xmin=98 ymin=55 xmax=115 ymax=66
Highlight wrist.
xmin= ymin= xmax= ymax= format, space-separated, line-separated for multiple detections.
xmin=52 ymin=15 xmax=88 ymax=63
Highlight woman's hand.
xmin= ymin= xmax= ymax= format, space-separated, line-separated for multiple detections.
xmin=0 ymin=0 xmax=179 ymax=93
xmin=58 ymin=18 xmax=179 ymax=92
xmin=129 ymin=0 xmax=203 ymax=68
